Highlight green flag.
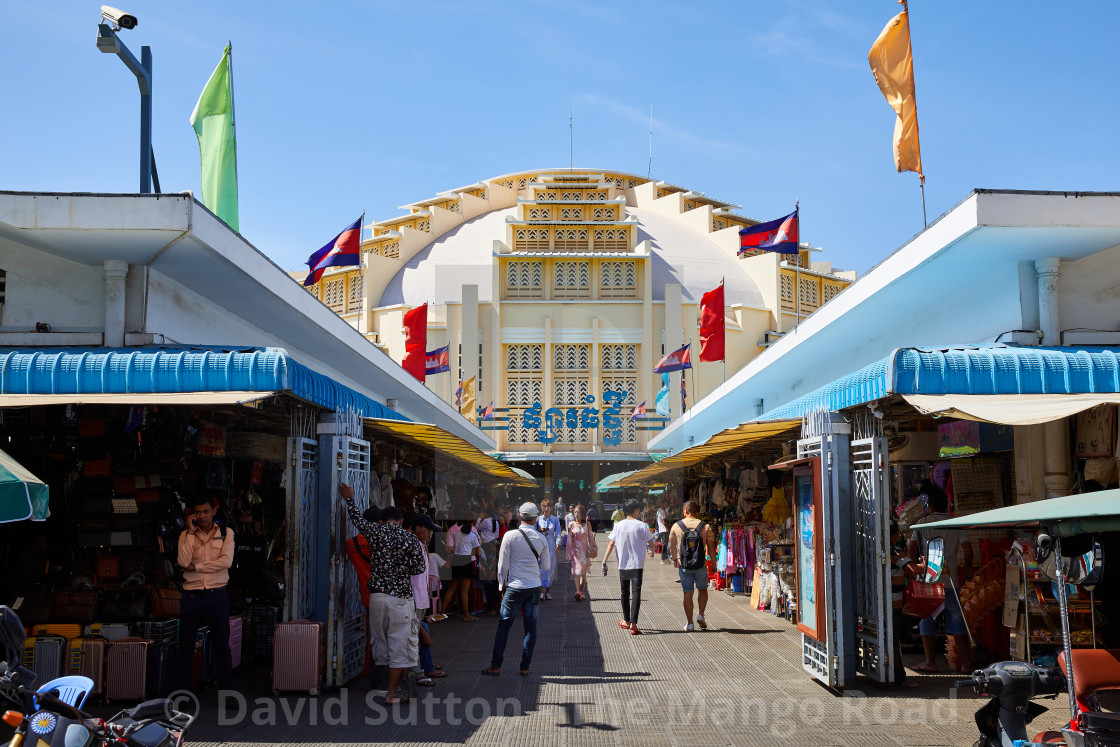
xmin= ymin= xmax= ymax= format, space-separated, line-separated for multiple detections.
xmin=190 ymin=45 xmax=239 ymax=232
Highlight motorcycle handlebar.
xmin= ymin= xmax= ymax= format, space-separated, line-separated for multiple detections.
xmin=955 ymin=678 xmax=981 ymax=689
xmin=34 ymin=693 xmax=89 ymax=723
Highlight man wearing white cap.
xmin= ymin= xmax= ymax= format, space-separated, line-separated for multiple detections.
xmin=481 ymin=501 xmax=551 ymax=677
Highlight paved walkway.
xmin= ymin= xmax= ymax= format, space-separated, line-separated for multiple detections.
xmin=183 ymin=547 xmax=1039 ymax=746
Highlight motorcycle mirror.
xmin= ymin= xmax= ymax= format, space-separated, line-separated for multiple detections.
xmin=0 ymin=607 xmax=26 ymax=666
xmin=925 ymin=538 xmax=945 ymax=583
xmin=1038 ymin=537 xmax=1105 ymax=586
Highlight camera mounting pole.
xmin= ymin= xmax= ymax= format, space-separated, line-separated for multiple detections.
xmin=96 ymin=22 xmax=155 ymax=194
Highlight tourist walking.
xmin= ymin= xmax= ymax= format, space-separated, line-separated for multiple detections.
xmin=534 ymin=498 xmax=562 ymax=600
xmin=408 ymin=513 xmax=447 ymax=686
xmin=655 ymin=500 xmax=670 ymax=564
xmin=481 ymin=502 xmax=551 ymax=677
xmin=443 ymin=517 xmax=482 ymax=622
xmin=566 ymin=504 xmax=597 ymax=601
xmin=668 ymin=500 xmax=717 ymax=631
xmin=601 ymin=498 xmax=654 ymax=635
xmin=340 ymin=483 xmax=426 ymax=705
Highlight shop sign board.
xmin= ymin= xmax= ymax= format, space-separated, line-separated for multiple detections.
xmin=937 ymin=420 xmax=1013 ymax=458
xmin=521 ymin=388 xmax=629 ymax=446
xmin=197 ymin=421 xmax=227 ymax=457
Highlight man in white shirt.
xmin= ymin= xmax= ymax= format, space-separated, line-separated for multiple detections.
xmin=655 ymin=501 xmax=670 ymax=564
xmin=602 ymin=499 xmax=655 ymax=635
xmin=476 ymin=511 xmax=502 ymax=615
xmin=481 ymin=502 xmax=551 ymax=677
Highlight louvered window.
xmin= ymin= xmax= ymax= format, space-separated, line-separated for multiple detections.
xmin=553 ymin=261 xmax=590 ymax=299
xmin=599 ymin=260 xmax=638 ymax=299
xmin=593 ymin=227 xmax=628 ymax=252
xmin=505 ymin=261 xmax=543 ymax=299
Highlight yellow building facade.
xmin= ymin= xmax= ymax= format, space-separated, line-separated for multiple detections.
xmin=303 ymin=169 xmax=855 ymax=496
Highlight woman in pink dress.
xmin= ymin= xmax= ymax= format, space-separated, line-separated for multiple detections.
xmin=567 ymin=504 xmax=596 ymax=601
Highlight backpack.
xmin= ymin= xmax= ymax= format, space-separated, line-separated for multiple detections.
xmin=677 ymin=520 xmax=707 ymax=570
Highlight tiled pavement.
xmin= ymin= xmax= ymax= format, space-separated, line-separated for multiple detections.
xmin=176 ymin=546 xmax=1065 ymax=746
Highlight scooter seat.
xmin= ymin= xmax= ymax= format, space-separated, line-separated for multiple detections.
xmin=1059 ymin=649 xmax=1120 ymax=703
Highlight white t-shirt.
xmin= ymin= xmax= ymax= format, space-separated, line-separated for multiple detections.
xmin=656 ymin=508 xmax=668 ymax=534
xmin=477 ymin=517 xmax=500 ymax=543
xmin=453 ymin=528 xmax=481 ymax=556
xmin=609 ymin=518 xmax=655 ymax=571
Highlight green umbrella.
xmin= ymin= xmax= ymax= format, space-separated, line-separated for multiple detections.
xmin=0 ymin=448 xmax=49 ymax=523
xmin=596 ymin=470 xmax=637 ymax=492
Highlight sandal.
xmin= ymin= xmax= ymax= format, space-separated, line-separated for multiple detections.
xmin=913 ymin=662 xmax=939 ymax=673
xmin=480 ymin=667 xmax=501 ymax=677
xmin=519 ymin=669 xmax=531 ymax=677
xmin=619 ymin=620 xmax=631 ymax=629
xmin=462 ymin=616 xmax=480 ymax=622
xmin=417 ymin=676 xmax=436 ymax=687
xmin=427 ymin=669 xmax=448 ymax=679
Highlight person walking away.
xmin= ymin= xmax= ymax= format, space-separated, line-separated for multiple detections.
xmin=534 ymin=499 xmax=562 ymax=600
xmin=908 ymin=481 xmax=973 ymax=673
xmin=177 ymin=496 xmax=235 ymax=691
xmin=477 ymin=512 xmax=502 ymax=616
xmin=345 ymin=505 xmax=382 ymax=688
xmin=586 ymin=505 xmax=598 ymax=533
xmin=601 ymin=498 xmax=654 ymax=635
xmin=481 ymin=502 xmax=551 ymax=677
xmin=655 ymin=501 xmax=670 ymax=564
xmin=611 ymin=505 xmax=625 ymax=528
xmin=408 ymin=514 xmax=446 ymax=686
xmin=555 ymin=498 xmax=567 ymax=528
xmin=341 ymin=484 xmax=425 ymax=705
xmin=443 ymin=518 xmax=482 ymax=621
xmin=669 ymin=501 xmax=717 ymax=631
xmin=566 ymin=505 xmax=596 ymax=601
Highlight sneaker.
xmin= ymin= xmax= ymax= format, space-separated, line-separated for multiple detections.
xmin=684 ymin=623 xmax=695 ymax=632
xmin=697 ymin=615 xmax=708 ymax=630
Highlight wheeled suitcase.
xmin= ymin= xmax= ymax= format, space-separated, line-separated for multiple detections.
xmin=271 ymin=621 xmax=323 ymax=695
xmin=30 ymin=635 xmax=67 ymax=688
xmin=190 ymin=637 xmax=205 ymax=691
xmin=247 ymin=606 xmax=277 ymax=663
xmin=105 ymin=637 xmax=149 ymax=702
xmin=85 ymin=623 xmax=132 ymax=641
xmin=133 ymin=619 xmax=179 ymax=643
xmin=68 ymin=635 xmax=107 ymax=696
xmin=146 ymin=641 xmax=177 ymax=697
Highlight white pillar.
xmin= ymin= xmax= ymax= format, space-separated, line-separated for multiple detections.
xmin=103 ymin=260 xmax=129 ymax=347
xmin=1036 ymin=257 xmax=1070 ymax=497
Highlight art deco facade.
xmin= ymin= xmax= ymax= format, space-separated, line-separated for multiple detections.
xmin=303 ymin=169 xmax=855 ymax=485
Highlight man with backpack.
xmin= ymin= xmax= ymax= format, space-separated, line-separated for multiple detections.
xmin=668 ymin=500 xmax=717 ymax=632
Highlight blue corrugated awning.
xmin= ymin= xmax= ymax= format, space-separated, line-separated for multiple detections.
xmin=0 ymin=348 xmax=408 ymax=421
xmin=759 ymin=345 xmax=1120 ymax=421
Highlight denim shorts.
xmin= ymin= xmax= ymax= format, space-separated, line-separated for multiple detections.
xmin=678 ymin=566 xmax=709 ymax=592
xmin=919 ymin=585 xmax=967 ymax=636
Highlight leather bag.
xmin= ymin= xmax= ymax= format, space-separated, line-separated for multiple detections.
xmin=150 ymin=587 xmax=181 ymax=618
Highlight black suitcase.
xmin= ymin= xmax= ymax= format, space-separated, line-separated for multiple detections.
xmin=146 ymin=641 xmax=177 ymax=697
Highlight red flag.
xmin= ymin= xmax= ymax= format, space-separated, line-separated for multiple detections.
xmin=699 ymin=281 xmax=725 ymax=362
xmin=402 ymin=303 xmax=427 ymax=382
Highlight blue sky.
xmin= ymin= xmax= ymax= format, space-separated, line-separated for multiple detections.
xmin=4 ymin=1 xmax=1118 ymax=275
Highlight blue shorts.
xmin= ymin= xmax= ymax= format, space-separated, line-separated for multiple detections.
xmin=679 ymin=567 xmax=709 ymax=592
xmin=920 ymin=586 xmax=967 ymax=636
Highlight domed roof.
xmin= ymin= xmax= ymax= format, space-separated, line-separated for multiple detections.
xmin=377 ymin=204 xmax=765 ymax=309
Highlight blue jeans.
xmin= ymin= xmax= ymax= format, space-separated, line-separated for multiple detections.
xmin=418 ymin=620 xmax=434 ymax=674
xmin=920 ymin=584 xmax=967 ymax=636
xmin=490 ymin=587 xmax=540 ymax=670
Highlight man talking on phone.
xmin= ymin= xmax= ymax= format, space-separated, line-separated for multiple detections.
xmin=177 ymin=495 xmax=235 ymax=691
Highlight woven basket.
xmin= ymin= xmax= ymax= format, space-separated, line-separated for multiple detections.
xmin=226 ymin=432 xmax=287 ymax=462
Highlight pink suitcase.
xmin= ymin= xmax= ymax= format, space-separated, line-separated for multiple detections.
xmin=271 ymin=621 xmax=323 ymax=695
xmin=106 ymin=637 xmax=149 ymax=702
xmin=68 ymin=636 xmax=107 ymax=696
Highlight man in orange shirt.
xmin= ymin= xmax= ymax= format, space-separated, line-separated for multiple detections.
xmin=177 ymin=496 xmax=236 ymax=690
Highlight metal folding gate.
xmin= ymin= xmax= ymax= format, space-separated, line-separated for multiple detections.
xmin=284 ymin=437 xmax=319 ymax=622
xmin=851 ymin=435 xmax=893 ymax=683
xmin=322 ymin=433 xmax=371 ymax=688
xmin=797 ymin=412 xmax=854 ymax=690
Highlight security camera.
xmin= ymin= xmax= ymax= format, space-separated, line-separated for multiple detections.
xmin=101 ymin=5 xmax=138 ymax=30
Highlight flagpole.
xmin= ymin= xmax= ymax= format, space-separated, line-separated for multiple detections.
xmin=794 ymin=201 xmax=801 ymax=332
xmin=227 ymin=41 xmax=238 ymax=218
xmin=901 ymin=0 xmax=929 ymax=229
xmin=688 ymin=338 xmax=696 ymax=413
xmin=357 ymin=210 xmax=366 ymax=338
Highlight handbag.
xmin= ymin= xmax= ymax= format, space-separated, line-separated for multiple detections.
xmin=53 ymin=590 xmax=102 ymax=624
xmin=150 ymin=586 xmax=182 ymax=618
xmin=902 ymin=581 xmax=945 ymax=618
xmin=102 ymin=587 xmax=152 ymax=622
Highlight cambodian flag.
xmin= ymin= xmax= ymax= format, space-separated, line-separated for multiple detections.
xmin=654 ymin=344 xmax=692 ymax=374
xmin=629 ymin=401 xmax=647 ymax=421
xmin=738 ymin=209 xmax=799 ymax=255
xmin=425 ymin=345 xmax=450 ymax=375
xmin=480 ymin=401 xmax=494 ymax=420
xmin=304 ymin=217 xmax=363 ymax=286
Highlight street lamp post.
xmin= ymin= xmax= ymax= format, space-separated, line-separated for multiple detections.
xmin=96 ymin=10 xmax=158 ymax=194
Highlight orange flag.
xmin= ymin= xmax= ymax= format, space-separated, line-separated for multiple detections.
xmin=869 ymin=8 xmax=923 ymax=179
